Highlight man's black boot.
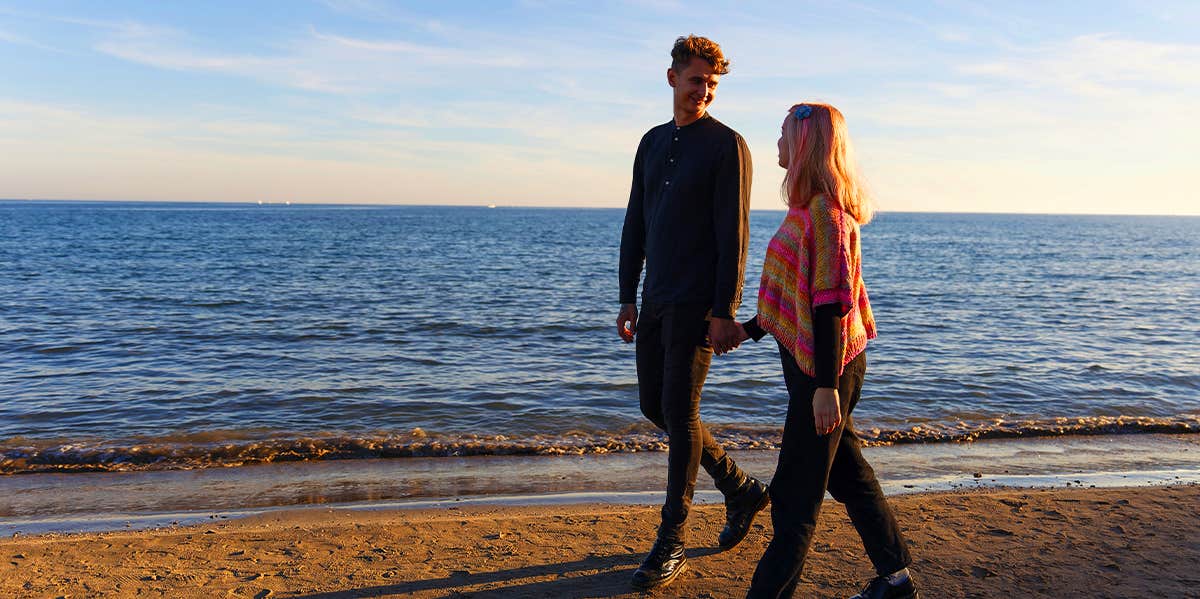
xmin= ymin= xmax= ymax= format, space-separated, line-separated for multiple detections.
xmin=718 ymin=477 xmax=769 ymax=550
xmin=848 ymin=573 xmax=919 ymax=599
xmin=631 ymin=535 xmax=688 ymax=590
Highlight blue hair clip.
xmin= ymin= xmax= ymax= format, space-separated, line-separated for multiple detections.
xmin=793 ymin=105 xmax=812 ymax=120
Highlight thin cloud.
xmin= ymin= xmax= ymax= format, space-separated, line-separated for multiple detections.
xmin=0 ymin=28 xmax=60 ymax=52
xmin=618 ymin=0 xmax=685 ymax=11
xmin=348 ymin=100 xmax=646 ymax=160
xmin=926 ymin=83 xmax=976 ymax=99
xmin=347 ymin=108 xmax=433 ymax=129
xmin=936 ymin=29 xmax=971 ymax=43
xmin=959 ymin=34 xmax=1200 ymax=93
xmin=89 ymin=24 xmax=364 ymax=93
xmin=96 ymin=40 xmax=277 ymax=72
xmin=91 ymin=22 xmax=537 ymax=94
xmin=309 ymin=30 xmax=528 ymax=68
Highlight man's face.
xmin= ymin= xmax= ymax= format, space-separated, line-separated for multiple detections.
xmin=667 ymin=57 xmax=719 ymax=118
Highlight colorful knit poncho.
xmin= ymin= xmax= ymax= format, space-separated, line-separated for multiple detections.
xmin=756 ymin=195 xmax=876 ymax=377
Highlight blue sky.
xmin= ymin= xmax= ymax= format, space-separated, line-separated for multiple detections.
xmin=2 ymin=1 xmax=1198 ymax=214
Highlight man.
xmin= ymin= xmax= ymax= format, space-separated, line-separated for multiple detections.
xmin=617 ymin=35 xmax=768 ymax=591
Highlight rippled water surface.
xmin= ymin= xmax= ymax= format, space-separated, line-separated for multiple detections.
xmin=1 ymin=202 xmax=1197 ymax=472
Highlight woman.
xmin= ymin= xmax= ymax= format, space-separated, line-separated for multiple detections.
xmin=738 ymin=103 xmax=918 ymax=599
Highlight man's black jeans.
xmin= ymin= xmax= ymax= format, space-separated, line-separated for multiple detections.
xmin=636 ymin=301 xmax=743 ymax=541
xmin=747 ymin=345 xmax=911 ymax=599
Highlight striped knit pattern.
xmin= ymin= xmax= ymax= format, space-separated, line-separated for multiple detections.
xmin=756 ymin=195 xmax=876 ymax=378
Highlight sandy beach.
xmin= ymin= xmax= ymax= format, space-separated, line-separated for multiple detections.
xmin=2 ymin=484 xmax=1196 ymax=598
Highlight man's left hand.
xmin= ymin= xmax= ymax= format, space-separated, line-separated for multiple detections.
xmin=708 ymin=317 xmax=742 ymax=355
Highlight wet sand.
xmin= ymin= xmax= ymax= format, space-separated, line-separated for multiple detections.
xmin=5 ymin=434 xmax=1199 ymax=537
xmin=2 ymin=484 xmax=1197 ymax=598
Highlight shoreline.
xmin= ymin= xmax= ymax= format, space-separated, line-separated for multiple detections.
xmin=5 ymin=415 xmax=1198 ymax=475
xmin=2 ymin=485 xmax=1197 ymax=598
xmin=2 ymin=433 xmax=1199 ymax=536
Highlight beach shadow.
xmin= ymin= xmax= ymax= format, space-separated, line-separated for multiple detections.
xmin=289 ymin=547 xmax=723 ymax=599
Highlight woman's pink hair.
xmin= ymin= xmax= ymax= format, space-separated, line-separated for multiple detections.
xmin=780 ymin=103 xmax=874 ymax=224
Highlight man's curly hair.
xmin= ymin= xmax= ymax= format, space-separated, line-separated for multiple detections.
xmin=670 ymin=35 xmax=730 ymax=75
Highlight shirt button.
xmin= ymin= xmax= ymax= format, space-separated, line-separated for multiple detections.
xmin=665 ymin=180 xmax=671 ymax=185
xmin=673 ymin=137 xmax=679 ymax=141
xmin=669 ymin=158 xmax=675 ymax=163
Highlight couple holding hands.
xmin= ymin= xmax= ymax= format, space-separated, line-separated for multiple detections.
xmin=616 ymin=35 xmax=918 ymax=599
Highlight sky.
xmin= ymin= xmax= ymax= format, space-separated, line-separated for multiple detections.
xmin=1 ymin=1 xmax=1198 ymax=215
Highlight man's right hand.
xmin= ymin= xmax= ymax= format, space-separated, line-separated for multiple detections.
xmin=732 ymin=322 xmax=750 ymax=345
xmin=617 ymin=303 xmax=638 ymax=343
xmin=708 ymin=317 xmax=743 ymax=355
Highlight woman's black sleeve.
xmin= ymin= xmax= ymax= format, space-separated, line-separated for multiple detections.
xmin=812 ymin=304 xmax=842 ymax=388
xmin=741 ymin=315 xmax=767 ymax=342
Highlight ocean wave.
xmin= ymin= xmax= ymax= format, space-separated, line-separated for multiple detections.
xmin=2 ymin=414 xmax=1197 ymax=476
xmin=398 ymin=320 xmax=610 ymax=337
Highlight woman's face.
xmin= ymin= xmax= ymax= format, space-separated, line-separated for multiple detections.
xmin=777 ymin=124 xmax=788 ymax=168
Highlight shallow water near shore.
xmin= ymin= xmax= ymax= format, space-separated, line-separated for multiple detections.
xmin=3 ymin=433 xmax=1197 ymax=535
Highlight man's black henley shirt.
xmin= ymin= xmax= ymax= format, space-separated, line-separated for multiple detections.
xmin=618 ymin=113 xmax=753 ymax=319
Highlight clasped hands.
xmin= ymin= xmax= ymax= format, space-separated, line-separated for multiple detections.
xmin=707 ymin=317 xmax=747 ymax=355
xmin=615 ymin=304 xmax=747 ymax=355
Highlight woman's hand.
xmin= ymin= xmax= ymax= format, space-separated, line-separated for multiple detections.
xmin=812 ymin=387 xmax=841 ymax=435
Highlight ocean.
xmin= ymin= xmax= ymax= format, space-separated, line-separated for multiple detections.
xmin=1 ymin=201 xmax=1198 ymax=475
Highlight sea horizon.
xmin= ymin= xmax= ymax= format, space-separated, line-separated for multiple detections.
xmin=3 ymin=198 xmax=1198 ymax=218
